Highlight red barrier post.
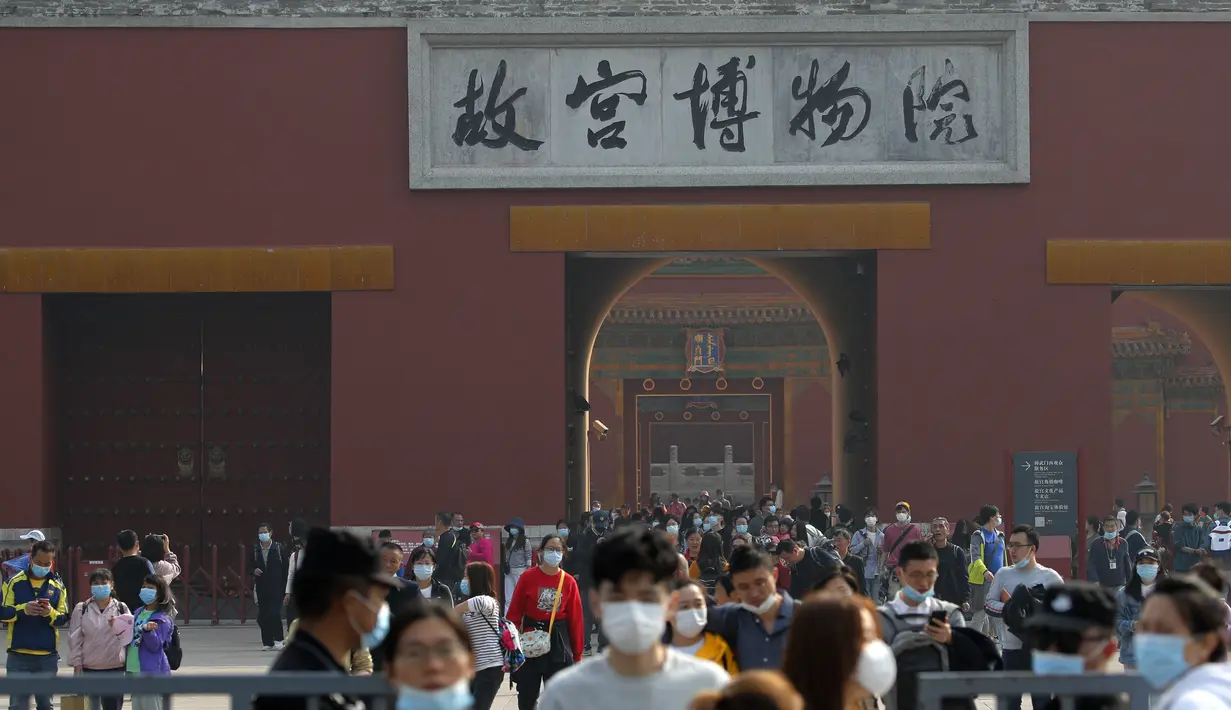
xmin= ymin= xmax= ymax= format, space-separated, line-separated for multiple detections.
xmin=180 ymin=545 xmax=192 ymax=625
xmin=210 ymin=545 xmax=219 ymax=625
xmin=238 ymin=544 xmax=247 ymax=624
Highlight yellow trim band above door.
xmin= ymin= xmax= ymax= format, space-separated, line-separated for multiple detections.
xmin=0 ymin=246 xmax=394 ymax=293
xmin=511 ymin=203 xmax=930 ymax=252
xmin=1047 ymin=241 xmax=1231 ymax=285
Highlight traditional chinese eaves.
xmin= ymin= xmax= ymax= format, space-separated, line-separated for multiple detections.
xmin=1166 ymin=365 xmax=1224 ymax=390
xmin=606 ymin=305 xmax=817 ymax=326
xmin=1110 ymin=321 xmax=1192 ymax=359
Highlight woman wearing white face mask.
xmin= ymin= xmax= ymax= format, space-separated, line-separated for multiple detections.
xmin=666 ymin=580 xmax=737 ymax=673
xmin=505 ymin=534 xmax=583 ymax=710
xmin=380 ymin=604 xmax=477 ymax=710
xmin=1136 ymin=575 xmax=1231 ymax=709
xmin=408 ymin=547 xmax=455 ymax=606
xmin=782 ymin=596 xmax=896 ymax=710
xmin=1116 ymin=547 xmax=1166 ymax=670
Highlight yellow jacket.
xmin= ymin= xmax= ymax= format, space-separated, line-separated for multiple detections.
xmin=0 ymin=571 xmax=69 ymax=654
xmin=679 ymin=631 xmax=738 ymax=674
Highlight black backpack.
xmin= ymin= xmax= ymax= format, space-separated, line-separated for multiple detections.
xmin=1002 ymin=583 xmax=1047 ymax=637
xmin=878 ymin=608 xmax=951 ymax=710
xmin=164 ymin=624 xmax=183 ymax=671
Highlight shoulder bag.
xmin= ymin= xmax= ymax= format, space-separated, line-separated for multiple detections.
xmin=519 ymin=572 xmax=565 ymax=658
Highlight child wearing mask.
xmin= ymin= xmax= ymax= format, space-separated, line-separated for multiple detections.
xmin=665 ymin=579 xmax=737 ymax=673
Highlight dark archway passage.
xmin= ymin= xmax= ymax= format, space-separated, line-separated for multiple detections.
xmin=563 ymin=254 xmax=877 ymax=521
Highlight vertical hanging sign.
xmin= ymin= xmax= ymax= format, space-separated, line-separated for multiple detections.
xmin=686 ymin=329 xmax=726 ymax=374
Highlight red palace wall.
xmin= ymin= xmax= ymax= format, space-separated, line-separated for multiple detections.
xmin=2 ymin=24 xmax=1230 ymax=526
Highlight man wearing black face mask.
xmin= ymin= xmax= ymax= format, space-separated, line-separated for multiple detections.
xmin=1023 ymin=583 xmax=1121 ymax=710
xmin=574 ymin=510 xmax=611 ymax=655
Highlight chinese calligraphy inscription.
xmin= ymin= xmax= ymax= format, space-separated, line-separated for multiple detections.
xmin=417 ymin=34 xmax=1021 ymax=186
xmin=902 ymin=58 xmax=978 ymax=146
xmin=452 ymin=59 xmax=544 ymax=152
xmin=565 ymin=60 xmax=648 ymax=150
xmin=672 ymin=56 xmax=762 ymax=153
xmin=788 ymin=60 xmax=870 ymax=148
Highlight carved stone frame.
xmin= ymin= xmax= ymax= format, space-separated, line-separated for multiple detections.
xmin=407 ymin=15 xmax=1030 ymax=190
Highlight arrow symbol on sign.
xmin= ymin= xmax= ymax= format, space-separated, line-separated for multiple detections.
xmin=1021 ymin=462 xmax=1031 ymax=470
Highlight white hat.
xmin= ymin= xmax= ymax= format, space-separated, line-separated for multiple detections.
xmin=19 ymin=530 xmax=45 ymax=542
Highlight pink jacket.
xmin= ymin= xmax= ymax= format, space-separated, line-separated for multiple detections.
xmin=469 ymin=537 xmax=493 ymax=566
xmin=67 ymin=598 xmax=133 ymax=670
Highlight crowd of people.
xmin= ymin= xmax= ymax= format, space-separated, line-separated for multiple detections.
xmin=3 ymin=488 xmax=1231 ymax=710
xmin=259 ymin=489 xmax=1231 ymax=710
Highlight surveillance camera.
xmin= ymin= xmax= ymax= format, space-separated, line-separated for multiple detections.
xmin=592 ymin=420 xmax=609 ymax=440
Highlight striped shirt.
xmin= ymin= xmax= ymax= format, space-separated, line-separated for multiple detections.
xmin=461 ymin=596 xmax=505 ymax=672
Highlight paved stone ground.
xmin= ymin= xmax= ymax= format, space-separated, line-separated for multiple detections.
xmin=0 ymin=625 xmax=1122 ymax=710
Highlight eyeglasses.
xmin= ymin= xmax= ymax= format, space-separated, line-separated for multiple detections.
xmin=1006 ymin=543 xmax=1035 ymax=550
xmin=395 ymin=642 xmax=468 ymax=663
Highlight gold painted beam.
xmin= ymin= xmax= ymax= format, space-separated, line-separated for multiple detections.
xmin=511 ymin=203 xmax=930 ymax=252
xmin=0 ymin=246 xmax=394 ymax=293
xmin=1048 ymin=240 xmax=1231 ymax=285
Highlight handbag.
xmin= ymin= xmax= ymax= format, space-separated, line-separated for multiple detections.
xmin=519 ymin=571 xmax=565 ymax=659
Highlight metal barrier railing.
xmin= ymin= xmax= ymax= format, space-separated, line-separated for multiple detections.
xmin=0 ymin=673 xmax=393 ymax=710
xmin=918 ymin=671 xmax=1154 ymax=710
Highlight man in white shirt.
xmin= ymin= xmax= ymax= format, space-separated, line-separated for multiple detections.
xmin=986 ymin=525 xmax=1064 ymax=710
xmin=537 ymin=528 xmax=729 ymax=710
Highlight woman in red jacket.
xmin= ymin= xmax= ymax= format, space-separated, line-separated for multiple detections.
xmin=505 ymin=533 xmax=583 ymax=710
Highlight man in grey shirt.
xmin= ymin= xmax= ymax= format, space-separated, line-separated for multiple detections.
xmin=985 ymin=524 xmax=1064 ymax=710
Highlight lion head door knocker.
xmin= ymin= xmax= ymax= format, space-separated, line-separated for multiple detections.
xmin=208 ymin=445 xmax=227 ymax=479
xmin=176 ymin=445 xmax=195 ymax=478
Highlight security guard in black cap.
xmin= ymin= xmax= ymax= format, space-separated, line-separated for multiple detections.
xmin=254 ymin=528 xmax=402 ymax=710
xmin=1024 ymin=582 xmax=1124 ymax=710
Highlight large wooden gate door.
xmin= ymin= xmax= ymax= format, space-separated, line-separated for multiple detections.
xmin=200 ymin=294 xmax=331 ymax=550
xmin=52 ymin=295 xmax=205 ymax=557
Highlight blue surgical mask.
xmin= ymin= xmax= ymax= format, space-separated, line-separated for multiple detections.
xmin=91 ymin=585 xmax=112 ymax=601
xmin=460 ymin=579 xmax=471 ymax=597
xmin=1031 ymin=650 xmax=1085 ymax=675
xmin=901 ymin=584 xmax=935 ymax=603
xmin=1135 ymin=633 xmax=1192 ymax=689
xmin=557 ymin=528 xmax=569 ymax=537
xmin=139 ymin=588 xmax=158 ymax=606
xmin=702 ymin=523 xmax=713 ymax=532
xmin=1014 ymin=556 xmax=1032 ymax=569
xmin=258 ymin=533 xmax=271 ymax=543
xmin=1183 ymin=516 xmax=1195 ymax=524
xmin=422 ymin=537 xmax=435 ymax=548
xmin=1137 ymin=564 xmax=1159 ymax=582
xmin=735 ymin=524 xmax=748 ymax=534
xmin=706 ymin=516 xmax=718 ymax=526
xmin=396 ymin=680 xmax=473 ymax=710
xmin=1104 ymin=531 xmax=1117 ymax=540
xmin=666 ymin=524 xmax=679 ymax=535
xmin=452 ymin=526 xmax=463 ymax=532
xmin=768 ymin=506 xmax=776 ymax=514
xmin=693 ymin=518 xmax=702 ymax=527
xmin=358 ymin=600 xmax=391 ymax=649
xmin=413 ymin=565 xmax=434 ymax=581
xmin=30 ymin=564 xmax=52 ymax=579
xmin=508 ymin=528 xmax=519 ymax=537
xmin=543 ymin=550 xmax=564 ymax=567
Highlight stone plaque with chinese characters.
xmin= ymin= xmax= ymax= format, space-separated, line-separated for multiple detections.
xmin=408 ymin=16 xmax=1029 ymax=189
